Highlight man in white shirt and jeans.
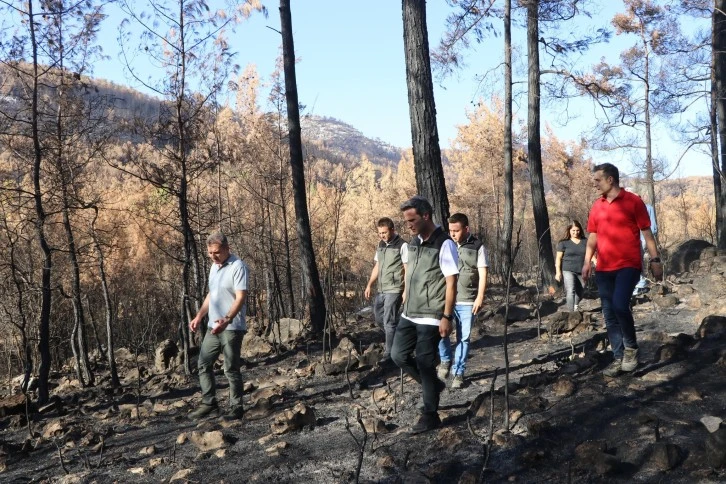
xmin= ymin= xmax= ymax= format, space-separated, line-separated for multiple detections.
xmin=437 ymin=213 xmax=488 ymax=389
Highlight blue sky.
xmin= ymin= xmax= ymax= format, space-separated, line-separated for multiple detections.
xmin=92 ymin=1 xmax=713 ymax=179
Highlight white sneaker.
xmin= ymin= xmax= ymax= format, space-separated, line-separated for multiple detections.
xmin=573 ymin=304 xmax=580 ymax=312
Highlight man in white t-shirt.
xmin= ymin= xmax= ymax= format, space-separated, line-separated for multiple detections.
xmin=438 ymin=213 xmax=488 ymax=389
xmin=188 ymin=232 xmax=249 ymax=421
xmin=391 ymin=196 xmax=458 ymax=434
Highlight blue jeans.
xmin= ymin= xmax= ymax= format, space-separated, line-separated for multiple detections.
xmin=563 ymin=271 xmax=584 ymax=311
xmin=391 ymin=316 xmax=442 ymax=415
xmin=595 ymin=268 xmax=641 ymax=359
xmin=438 ymin=303 xmax=473 ymax=376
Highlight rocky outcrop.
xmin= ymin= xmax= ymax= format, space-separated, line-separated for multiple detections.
xmin=668 ymin=239 xmax=715 ymax=274
xmin=267 ymin=318 xmax=305 ymax=345
xmin=154 ymin=339 xmax=178 ymax=373
xmin=270 ymin=402 xmax=315 ymax=435
xmin=241 ymin=332 xmax=273 ymax=358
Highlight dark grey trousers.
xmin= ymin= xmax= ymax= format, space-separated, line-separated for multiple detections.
xmin=198 ymin=329 xmax=244 ymax=407
xmin=373 ymin=292 xmax=402 ymax=357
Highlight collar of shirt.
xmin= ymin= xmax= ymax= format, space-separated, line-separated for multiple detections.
xmin=417 ymin=225 xmax=442 ymax=243
xmin=215 ymin=254 xmax=236 ymax=269
xmin=457 ymin=233 xmax=475 ymax=247
xmin=384 ymin=234 xmax=400 ymax=246
xmin=600 ymin=187 xmax=625 ymax=204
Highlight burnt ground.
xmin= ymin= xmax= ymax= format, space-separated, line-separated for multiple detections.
xmin=1 ymin=283 xmax=726 ymax=484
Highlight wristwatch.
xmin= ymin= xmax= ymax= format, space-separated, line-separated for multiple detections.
xmin=442 ymin=313 xmax=453 ymax=321
xmin=650 ymin=257 xmax=661 ymax=263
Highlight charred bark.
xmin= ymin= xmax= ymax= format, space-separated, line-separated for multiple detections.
xmin=402 ymin=0 xmax=450 ymax=225
xmin=279 ymin=0 xmax=327 ymax=335
xmin=526 ymin=0 xmax=556 ymax=289
xmin=714 ymin=0 xmax=726 ymax=248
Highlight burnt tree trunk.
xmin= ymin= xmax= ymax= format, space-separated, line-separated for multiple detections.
xmin=526 ymin=0 xmax=556 ymax=289
xmin=91 ymin=209 xmax=120 ymax=388
xmin=280 ymin=0 xmax=327 ymax=335
xmin=28 ymin=0 xmax=53 ymax=405
xmin=502 ymin=0 xmax=514 ymax=280
xmin=176 ymin=5 xmax=195 ymax=374
xmin=55 ymin=62 xmax=94 ymax=386
xmin=402 ymin=0 xmax=450 ymax=225
xmin=714 ymin=0 xmax=726 ymax=249
xmin=642 ymin=38 xmax=658 ymax=230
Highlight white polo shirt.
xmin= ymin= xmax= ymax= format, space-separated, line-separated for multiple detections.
xmin=207 ymin=254 xmax=249 ymax=331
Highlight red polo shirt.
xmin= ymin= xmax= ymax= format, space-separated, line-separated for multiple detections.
xmin=586 ymin=189 xmax=651 ymax=271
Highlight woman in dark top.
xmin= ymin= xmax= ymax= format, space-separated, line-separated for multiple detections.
xmin=555 ymin=221 xmax=587 ymax=311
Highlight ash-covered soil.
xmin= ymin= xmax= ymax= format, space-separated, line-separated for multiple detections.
xmin=1 ymin=277 xmax=726 ymax=484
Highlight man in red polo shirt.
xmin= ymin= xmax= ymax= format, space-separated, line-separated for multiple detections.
xmin=582 ymin=163 xmax=662 ymax=377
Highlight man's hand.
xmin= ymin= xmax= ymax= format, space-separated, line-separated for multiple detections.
xmin=364 ymin=286 xmax=372 ymax=301
xmin=650 ymin=261 xmax=663 ymax=282
xmin=472 ymin=296 xmax=484 ymax=315
xmin=555 ymin=272 xmax=562 ymax=283
xmin=582 ymin=262 xmax=592 ymax=281
xmin=211 ymin=317 xmax=230 ymax=335
xmin=189 ymin=317 xmax=200 ymax=333
xmin=439 ymin=317 xmax=452 ymax=338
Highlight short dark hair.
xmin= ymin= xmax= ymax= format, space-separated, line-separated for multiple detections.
xmin=376 ymin=217 xmax=395 ymax=230
xmin=400 ymin=195 xmax=433 ymax=217
xmin=593 ymin=163 xmax=620 ymax=185
xmin=448 ymin=213 xmax=469 ymax=227
xmin=206 ymin=231 xmax=229 ymax=247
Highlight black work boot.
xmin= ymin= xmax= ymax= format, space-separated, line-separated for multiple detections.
xmin=410 ymin=413 xmax=441 ymax=434
xmin=222 ymin=405 xmax=244 ymax=421
xmin=188 ymin=403 xmax=219 ymax=420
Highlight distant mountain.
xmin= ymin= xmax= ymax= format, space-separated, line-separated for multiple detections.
xmin=301 ymin=115 xmax=403 ymax=167
xmin=0 ymin=64 xmax=404 ymax=168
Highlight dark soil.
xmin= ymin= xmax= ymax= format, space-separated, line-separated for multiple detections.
xmin=1 ymin=284 xmax=725 ymax=483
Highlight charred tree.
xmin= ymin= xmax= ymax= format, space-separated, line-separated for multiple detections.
xmin=279 ymin=0 xmax=327 ymax=335
xmin=402 ymin=0 xmax=450 ymax=225
xmin=714 ymin=0 xmax=726 ymax=248
xmin=525 ymin=0 xmax=557 ymax=289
